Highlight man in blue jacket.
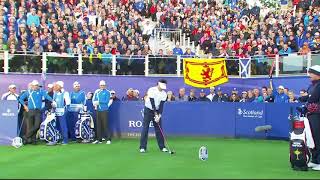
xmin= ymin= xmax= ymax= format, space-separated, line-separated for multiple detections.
xmin=67 ymin=81 xmax=86 ymax=141
xmin=269 ymin=78 xmax=289 ymax=103
xmin=92 ymin=80 xmax=113 ymax=144
xmin=19 ymin=80 xmax=54 ymax=145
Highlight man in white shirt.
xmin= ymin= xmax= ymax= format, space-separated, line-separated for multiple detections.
xmin=140 ymin=79 xmax=168 ymax=153
xmin=206 ymin=87 xmax=216 ymax=102
xmin=1 ymin=84 xmax=19 ymax=100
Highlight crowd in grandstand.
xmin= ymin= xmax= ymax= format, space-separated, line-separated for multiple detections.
xmin=0 ymin=0 xmax=319 ymax=58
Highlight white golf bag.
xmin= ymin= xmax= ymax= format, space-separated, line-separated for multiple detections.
xmin=39 ymin=111 xmax=61 ymax=143
xmin=289 ymin=116 xmax=314 ymax=171
xmin=75 ymin=107 xmax=95 ymax=141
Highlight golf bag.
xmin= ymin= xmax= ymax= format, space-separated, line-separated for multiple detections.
xmin=75 ymin=107 xmax=95 ymax=141
xmin=289 ymin=114 xmax=312 ymax=171
xmin=39 ymin=111 xmax=61 ymax=143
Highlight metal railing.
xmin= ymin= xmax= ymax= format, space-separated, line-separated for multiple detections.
xmin=0 ymin=50 xmax=318 ymax=78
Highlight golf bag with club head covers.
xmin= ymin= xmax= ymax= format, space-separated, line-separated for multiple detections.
xmin=39 ymin=110 xmax=61 ymax=143
xmin=75 ymin=106 xmax=95 ymax=141
xmin=289 ymin=106 xmax=314 ymax=171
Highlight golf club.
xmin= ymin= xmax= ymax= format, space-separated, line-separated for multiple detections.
xmin=156 ymin=121 xmax=175 ymax=155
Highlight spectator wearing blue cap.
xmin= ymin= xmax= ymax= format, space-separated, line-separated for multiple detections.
xmin=197 ymin=89 xmax=210 ymax=102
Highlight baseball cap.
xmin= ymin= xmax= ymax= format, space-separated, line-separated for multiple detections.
xmin=47 ymin=84 xmax=53 ymax=88
xmin=278 ymin=85 xmax=285 ymax=90
xmin=31 ymin=80 xmax=39 ymax=86
xmin=56 ymin=81 xmax=64 ymax=88
xmin=99 ymin=80 xmax=106 ymax=86
xmin=8 ymin=84 xmax=16 ymax=89
xmin=110 ymin=90 xmax=116 ymax=94
xmin=242 ymin=91 xmax=247 ymax=94
xmin=158 ymin=79 xmax=167 ymax=90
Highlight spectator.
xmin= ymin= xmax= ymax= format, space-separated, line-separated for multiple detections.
xmin=175 ymin=88 xmax=188 ymax=101
xmin=270 ymin=79 xmax=289 ymax=103
xmin=247 ymin=90 xmax=255 ymax=102
xmin=110 ymin=90 xmax=120 ymax=101
xmin=1 ymin=84 xmax=18 ymax=100
xmin=298 ymin=89 xmax=309 ymax=103
xmin=239 ymin=91 xmax=248 ymax=102
xmin=206 ymin=87 xmax=216 ymax=102
xmin=188 ymin=89 xmax=197 ymax=102
xmin=167 ymin=91 xmax=175 ymax=101
xmin=252 ymin=88 xmax=264 ymax=102
xmin=197 ymin=89 xmax=210 ymax=102
xmin=265 ymin=87 xmax=275 ymax=102
xmin=27 ymin=8 xmax=40 ymax=27
xmin=133 ymin=89 xmax=140 ymax=100
xmin=229 ymin=93 xmax=240 ymax=102
xmin=212 ymin=88 xmax=228 ymax=102
xmin=288 ymin=91 xmax=298 ymax=103
xmin=172 ymin=42 xmax=183 ymax=56
xmin=122 ymin=88 xmax=139 ymax=101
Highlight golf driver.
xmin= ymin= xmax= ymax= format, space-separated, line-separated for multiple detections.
xmin=156 ymin=121 xmax=175 ymax=155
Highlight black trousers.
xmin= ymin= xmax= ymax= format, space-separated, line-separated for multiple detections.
xmin=308 ymin=113 xmax=320 ymax=164
xmin=139 ymin=107 xmax=165 ymax=150
xmin=25 ymin=109 xmax=41 ymax=143
xmin=96 ymin=110 xmax=110 ymax=142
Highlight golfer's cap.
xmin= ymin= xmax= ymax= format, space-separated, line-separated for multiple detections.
xmin=8 ymin=84 xmax=16 ymax=89
xmin=134 ymin=89 xmax=140 ymax=94
xmin=217 ymin=87 xmax=222 ymax=91
xmin=278 ymin=85 xmax=285 ymax=90
xmin=315 ymin=32 xmax=319 ymax=36
xmin=158 ymin=79 xmax=167 ymax=90
xmin=99 ymin=80 xmax=106 ymax=86
xmin=56 ymin=81 xmax=64 ymax=88
xmin=308 ymin=65 xmax=320 ymax=76
xmin=209 ymin=86 xmax=215 ymax=90
xmin=73 ymin=81 xmax=80 ymax=87
xmin=242 ymin=91 xmax=247 ymax=94
xmin=47 ymin=84 xmax=53 ymax=88
xmin=110 ymin=90 xmax=116 ymax=94
xmin=31 ymin=80 xmax=39 ymax=86
xmin=200 ymin=89 xmax=205 ymax=93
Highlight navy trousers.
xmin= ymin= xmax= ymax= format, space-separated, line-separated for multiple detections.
xmin=67 ymin=112 xmax=78 ymax=140
xmin=139 ymin=107 xmax=165 ymax=150
xmin=56 ymin=114 xmax=69 ymax=143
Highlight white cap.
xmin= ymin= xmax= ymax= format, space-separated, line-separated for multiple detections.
xmin=99 ymin=80 xmax=106 ymax=86
xmin=309 ymin=65 xmax=320 ymax=76
xmin=110 ymin=90 xmax=116 ymax=94
xmin=73 ymin=81 xmax=80 ymax=87
xmin=56 ymin=81 xmax=64 ymax=88
xmin=278 ymin=85 xmax=285 ymax=90
xmin=134 ymin=89 xmax=140 ymax=94
xmin=8 ymin=84 xmax=16 ymax=89
xmin=31 ymin=80 xmax=39 ymax=86
xmin=209 ymin=87 xmax=215 ymax=90
xmin=158 ymin=82 xmax=167 ymax=90
xmin=47 ymin=84 xmax=53 ymax=88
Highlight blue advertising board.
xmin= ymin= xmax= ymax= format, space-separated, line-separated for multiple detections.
xmin=0 ymin=101 xmax=19 ymax=145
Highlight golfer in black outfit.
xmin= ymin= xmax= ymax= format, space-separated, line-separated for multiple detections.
xmin=139 ymin=79 xmax=168 ymax=153
xmin=306 ymin=65 xmax=320 ymax=171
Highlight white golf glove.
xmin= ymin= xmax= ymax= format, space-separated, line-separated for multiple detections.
xmin=93 ymin=101 xmax=99 ymax=106
xmin=154 ymin=114 xmax=161 ymax=123
xmin=51 ymin=101 xmax=57 ymax=108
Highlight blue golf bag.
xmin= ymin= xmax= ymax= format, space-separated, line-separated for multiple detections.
xmin=39 ymin=111 xmax=61 ymax=143
xmin=75 ymin=107 xmax=95 ymax=141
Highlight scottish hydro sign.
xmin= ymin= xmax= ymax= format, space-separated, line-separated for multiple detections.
xmin=0 ymin=101 xmax=18 ymax=145
xmin=237 ymin=107 xmax=264 ymax=119
xmin=235 ymin=103 xmax=266 ymax=138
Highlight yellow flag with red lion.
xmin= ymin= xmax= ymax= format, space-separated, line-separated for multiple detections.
xmin=183 ymin=58 xmax=229 ymax=88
